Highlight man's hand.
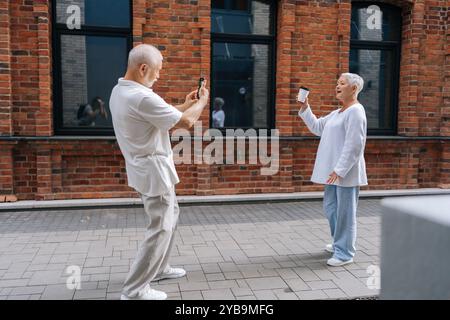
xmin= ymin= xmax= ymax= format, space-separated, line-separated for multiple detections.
xmin=298 ymin=97 xmax=309 ymax=114
xmin=326 ymin=171 xmax=340 ymax=184
xmin=184 ymin=90 xmax=198 ymax=107
xmin=175 ymin=90 xmax=199 ymax=112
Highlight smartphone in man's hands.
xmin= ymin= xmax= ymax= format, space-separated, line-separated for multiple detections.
xmin=197 ymin=77 xmax=205 ymax=99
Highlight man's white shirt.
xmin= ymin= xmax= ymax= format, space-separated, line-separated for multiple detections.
xmin=110 ymin=78 xmax=182 ymax=196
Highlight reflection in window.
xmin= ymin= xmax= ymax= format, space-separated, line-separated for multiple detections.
xmin=350 ymin=49 xmax=394 ymax=129
xmin=350 ymin=3 xmax=401 ymax=134
xmin=60 ymin=35 xmax=128 ymax=127
xmin=213 ymin=43 xmax=269 ymax=128
xmin=211 ymin=0 xmax=275 ymax=129
xmin=53 ymin=0 xmax=131 ymax=134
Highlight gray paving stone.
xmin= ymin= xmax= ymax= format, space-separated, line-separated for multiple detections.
xmin=306 ymin=280 xmax=337 ymax=290
xmin=10 ymin=286 xmax=45 ymax=296
xmin=74 ymin=289 xmax=107 ymax=300
xmin=205 ymin=273 xmax=225 ymax=281
xmin=245 ymin=277 xmax=287 ymax=291
xmin=273 ymin=289 xmax=298 ymax=300
xmin=179 ymin=281 xmax=210 ymax=291
xmin=296 ymin=290 xmax=328 ymax=300
xmin=208 ymin=280 xmax=238 ymax=290
xmin=231 ymin=287 xmax=253 ymax=297
xmin=41 ymin=284 xmax=75 ymax=300
xmin=276 ymin=268 xmax=299 ymax=280
xmin=186 ymin=271 xmax=207 ymax=282
xmin=235 ymin=295 xmax=256 ymax=300
xmin=323 ymin=288 xmax=348 ymax=299
xmin=181 ymin=290 xmax=203 ymax=300
xmin=202 ymin=288 xmax=235 ymax=300
xmin=28 ymin=270 xmax=65 ymax=286
xmin=253 ymin=289 xmax=278 ymax=300
xmin=7 ymin=295 xmax=30 ymax=300
xmin=285 ymin=278 xmax=309 ymax=291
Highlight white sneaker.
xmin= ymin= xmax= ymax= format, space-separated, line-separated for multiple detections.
xmin=120 ymin=284 xmax=167 ymax=300
xmin=152 ymin=267 xmax=186 ymax=282
xmin=327 ymin=257 xmax=353 ymax=267
xmin=325 ymin=244 xmax=334 ymax=253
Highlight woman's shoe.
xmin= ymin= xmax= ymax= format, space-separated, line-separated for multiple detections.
xmin=327 ymin=257 xmax=353 ymax=267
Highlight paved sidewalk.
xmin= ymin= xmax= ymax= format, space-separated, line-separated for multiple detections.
xmin=0 ymin=199 xmax=381 ymax=300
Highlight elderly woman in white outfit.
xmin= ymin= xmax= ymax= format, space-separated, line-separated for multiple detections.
xmin=298 ymin=73 xmax=368 ymax=267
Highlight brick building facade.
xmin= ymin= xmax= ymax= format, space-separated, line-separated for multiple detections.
xmin=0 ymin=0 xmax=448 ymax=201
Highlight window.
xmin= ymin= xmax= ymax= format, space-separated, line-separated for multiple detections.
xmin=211 ymin=0 xmax=276 ymax=129
xmin=350 ymin=3 xmax=402 ymax=135
xmin=52 ymin=0 xmax=132 ymax=135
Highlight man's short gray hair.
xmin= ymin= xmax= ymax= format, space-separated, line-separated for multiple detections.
xmin=127 ymin=44 xmax=163 ymax=70
xmin=341 ymin=73 xmax=364 ymax=96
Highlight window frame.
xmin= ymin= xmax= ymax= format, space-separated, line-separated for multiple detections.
xmin=350 ymin=2 xmax=402 ymax=136
xmin=51 ymin=0 xmax=133 ymax=136
xmin=210 ymin=0 xmax=277 ymax=130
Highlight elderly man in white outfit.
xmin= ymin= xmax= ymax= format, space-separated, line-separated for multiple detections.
xmin=110 ymin=44 xmax=209 ymax=300
xmin=298 ymin=73 xmax=368 ymax=267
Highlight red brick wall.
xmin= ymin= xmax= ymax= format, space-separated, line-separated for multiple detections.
xmin=0 ymin=0 xmax=448 ymax=200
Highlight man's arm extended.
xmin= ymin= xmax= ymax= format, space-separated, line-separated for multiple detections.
xmin=174 ymin=81 xmax=209 ymax=129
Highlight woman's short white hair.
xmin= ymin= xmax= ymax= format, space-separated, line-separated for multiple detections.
xmin=341 ymin=73 xmax=364 ymax=96
xmin=127 ymin=44 xmax=163 ymax=70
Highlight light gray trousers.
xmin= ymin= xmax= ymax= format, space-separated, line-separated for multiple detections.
xmin=122 ymin=187 xmax=179 ymax=297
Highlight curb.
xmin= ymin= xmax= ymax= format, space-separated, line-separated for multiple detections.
xmin=0 ymin=188 xmax=449 ymax=211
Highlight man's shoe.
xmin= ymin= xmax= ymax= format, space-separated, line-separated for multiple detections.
xmin=152 ymin=267 xmax=186 ymax=282
xmin=325 ymin=244 xmax=334 ymax=253
xmin=327 ymin=257 xmax=353 ymax=267
xmin=120 ymin=284 xmax=167 ymax=300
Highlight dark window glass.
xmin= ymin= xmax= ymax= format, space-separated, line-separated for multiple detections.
xmin=56 ymin=0 xmax=130 ymax=28
xmin=60 ymin=35 xmax=128 ymax=127
xmin=211 ymin=0 xmax=272 ymax=35
xmin=53 ymin=0 xmax=131 ymax=135
xmin=350 ymin=49 xmax=394 ymax=130
xmin=213 ymin=43 xmax=270 ymax=128
xmin=211 ymin=0 xmax=275 ymax=129
xmin=212 ymin=0 xmax=249 ymax=11
xmin=350 ymin=3 xmax=401 ymax=135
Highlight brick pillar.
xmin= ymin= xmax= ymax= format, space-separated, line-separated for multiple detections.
xmin=399 ymin=144 xmax=420 ymax=189
xmin=133 ymin=0 xmax=146 ymax=45
xmin=0 ymin=1 xmax=12 ymax=136
xmin=279 ymin=142 xmax=294 ymax=193
xmin=398 ymin=1 xmax=424 ymax=136
xmin=276 ymin=0 xmax=295 ymax=136
xmin=36 ymin=144 xmax=53 ymax=200
xmin=51 ymin=148 xmax=63 ymax=193
xmin=34 ymin=1 xmax=52 ymax=136
xmin=337 ymin=0 xmax=351 ymax=73
xmin=441 ymin=11 xmax=450 ymax=137
xmin=198 ymin=2 xmax=210 ymax=126
xmin=438 ymin=5 xmax=450 ymax=189
xmin=439 ymin=142 xmax=450 ymax=189
xmin=276 ymin=1 xmax=295 ymax=193
xmin=194 ymin=1 xmax=211 ymax=196
xmin=195 ymin=138 xmax=213 ymax=196
xmin=0 ymin=141 xmax=16 ymax=198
